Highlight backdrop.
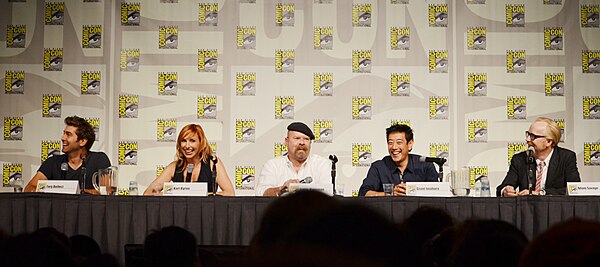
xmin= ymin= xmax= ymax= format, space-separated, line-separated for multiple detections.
xmin=1 ymin=0 xmax=599 ymax=196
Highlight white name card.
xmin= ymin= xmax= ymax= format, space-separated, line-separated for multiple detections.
xmin=406 ymin=182 xmax=452 ymax=197
xmin=163 ymin=182 xmax=208 ymax=196
xmin=288 ymin=183 xmax=333 ymax=196
xmin=567 ymin=182 xmax=600 ymax=196
xmin=36 ymin=180 xmax=80 ymax=194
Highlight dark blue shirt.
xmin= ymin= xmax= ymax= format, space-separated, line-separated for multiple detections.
xmin=358 ymin=154 xmax=438 ymax=196
xmin=38 ymin=151 xmax=111 ymax=189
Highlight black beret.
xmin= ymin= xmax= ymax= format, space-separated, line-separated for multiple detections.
xmin=287 ymin=122 xmax=314 ymax=140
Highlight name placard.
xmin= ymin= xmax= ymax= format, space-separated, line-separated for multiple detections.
xmin=163 ymin=182 xmax=208 ymax=196
xmin=288 ymin=183 xmax=333 ymax=196
xmin=406 ymin=182 xmax=452 ymax=197
xmin=36 ymin=180 xmax=80 ymax=194
xmin=567 ymin=182 xmax=600 ymax=196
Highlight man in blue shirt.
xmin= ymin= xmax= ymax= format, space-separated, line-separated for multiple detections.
xmin=359 ymin=124 xmax=438 ymax=196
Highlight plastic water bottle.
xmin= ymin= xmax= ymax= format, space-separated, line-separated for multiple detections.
xmin=128 ymin=181 xmax=139 ymax=196
xmin=13 ymin=176 xmax=23 ymax=192
xmin=474 ymin=180 xmax=482 ymax=197
xmin=480 ymin=176 xmax=491 ymax=197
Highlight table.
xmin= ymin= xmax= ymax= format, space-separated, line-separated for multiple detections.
xmin=1 ymin=193 xmax=599 ymax=262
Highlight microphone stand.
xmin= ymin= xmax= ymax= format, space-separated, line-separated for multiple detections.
xmin=212 ymin=156 xmax=218 ymax=197
xmin=527 ymin=155 xmax=535 ymax=195
xmin=434 ymin=158 xmax=447 ymax=182
xmin=329 ymin=155 xmax=338 ymax=195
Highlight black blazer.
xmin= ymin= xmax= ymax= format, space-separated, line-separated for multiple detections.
xmin=496 ymin=146 xmax=581 ymax=196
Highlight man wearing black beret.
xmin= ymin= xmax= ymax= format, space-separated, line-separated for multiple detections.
xmin=255 ymin=122 xmax=331 ymax=196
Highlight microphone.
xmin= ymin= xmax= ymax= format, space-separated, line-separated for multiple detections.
xmin=329 ymin=154 xmax=338 ymax=164
xmin=526 ymin=146 xmax=535 ymax=163
xmin=80 ymin=156 xmax=87 ymax=193
xmin=299 ymin=177 xmax=313 ymax=184
xmin=211 ymin=156 xmax=218 ymax=195
xmin=186 ymin=163 xmax=194 ymax=182
xmin=329 ymin=154 xmax=338 ymax=195
xmin=60 ymin=162 xmax=68 ymax=180
xmin=419 ymin=156 xmax=447 ymax=165
xmin=526 ymin=146 xmax=535 ymax=194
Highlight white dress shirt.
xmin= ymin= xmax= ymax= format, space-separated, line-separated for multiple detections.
xmin=255 ymin=154 xmax=332 ymax=196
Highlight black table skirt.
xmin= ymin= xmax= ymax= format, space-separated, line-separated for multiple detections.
xmin=1 ymin=193 xmax=599 ymax=262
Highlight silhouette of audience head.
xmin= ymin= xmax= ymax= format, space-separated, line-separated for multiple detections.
xmin=519 ymin=218 xmax=600 ymax=267
xmin=70 ymin=234 xmax=101 ymax=265
xmin=448 ymin=219 xmax=528 ymax=267
xmin=1 ymin=228 xmax=74 ymax=267
xmin=144 ymin=226 xmax=199 ymax=267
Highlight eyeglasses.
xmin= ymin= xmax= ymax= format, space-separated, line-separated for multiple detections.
xmin=525 ymin=131 xmax=546 ymax=141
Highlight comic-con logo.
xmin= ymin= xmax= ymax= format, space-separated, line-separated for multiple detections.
xmin=159 ymin=26 xmax=178 ymax=49
xmin=118 ymin=141 xmax=138 ymax=165
xmin=581 ymin=5 xmax=599 ymax=28
xmin=198 ymin=96 xmax=217 ymax=119
xmin=429 ymin=50 xmax=448 ymax=73
xmin=545 ymin=73 xmax=564 ymax=96
xmin=84 ymin=117 xmax=100 ymax=140
xmin=506 ymin=50 xmax=526 ymax=73
xmin=235 ymin=119 xmax=255 ymax=143
xmin=237 ymin=27 xmax=256 ymax=49
xmin=158 ymin=72 xmax=177 ymax=96
xmin=41 ymin=140 xmax=61 ymax=164
xmin=314 ymin=26 xmax=333 ymax=50
xmin=583 ymin=96 xmax=600 ymax=119
xmin=42 ymin=94 xmax=62 ymax=118
xmin=352 ymin=50 xmax=372 ymax=73
xmin=43 ymin=48 xmax=63 ymax=71
xmin=210 ymin=142 xmax=217 ymax=154
xmin=544 ymin=27 xmax=563 ymax=50
xmin=313 ymin=120 xmax=333 ymax=143
xmin=391 ymin=27 xmax=410 ymax=50
xmin=198 ymin=49 xmax=218 ymax=72
xmin=584 ymin=143 xmax=600 ymax=166
xmin=5 ymin=70 xmax=24 ymax=94
xmin=352 ymin=96 xmax=372 ymax=120
xmin=391 ymin=73 xmax=410 ymax=96
xmin=468 ymin=119 xmax=487 ymax=143
xmin=507 ymin=142 xmax=527 ymax=165
xmin=121 ymin=3 xmax=140 ymax=26
xmin=467 ymin=73 xmax=487 ymax=96
xmin=81 ymin=71 xmax=101 ymax=95
xmin=6 ymin=25 xmax=25 ymax=48
xmin=236 ymin=72 xmax=256 ymax=96
xmin=275 ymin=49 xmax=295 ymax=73
xmin=275 ymin=96 xmax=294 ymax=119
xmin=429 ymin=4 xmax=448 ymax=27
xmin=157 ymin=118 xmax=177 ymax=142
xmin=543 ymin=0 xmax=561 ymax=5
xmin=274 ymin=143 xmax=288 ymax=157
xmin=120 ymin=49 xmax=140 ymax=72
xmin=119 ymin=94 xmax=139 ymax=118
xmin=582 ymin=50 xmax=600 ymax=73
xmin=3 ymin=163 xmax=22 ymax=187
xmin=352 ymin=4 xmax=371 ymax=27
xmin=235 ymin=166 xmax=256 ymax=190
xmin=4 ymin=117 xmax=23 ymax=141
xmin=391 ymin=120 xmax=411 ymax=127
xmin=276 ymin=3 xmax=294 ymax=26
xmin=314 ymin=73 xmax=333 ymax=96
xmin=506 ymin=4 xmax=525 ymax=27
xmin=554 ymin=119 xmax=565 ymax=143
xmin=156 ymin=165 xmax=166 ymax=177
xmin=82 ymin=25 xmax=102 ymax=48
xmin=467 ymin=27 xmax=486 ymax=50
xmin=469 ymin=166 xmax=488 ymax=188
xmin=45 ymin=2 xmax=64 ymax=25
xmin=352 ymin=143 xmax=372 ymax=167
xmin=430 ymin=143 xmax=449 ymax=166
xmin=429 ymin=96 xmax=448 ymax=120
xmin=199 ymin=3 xmax=218 ymax=26
xmin=507 ymin=96 xmax=526 ymax=120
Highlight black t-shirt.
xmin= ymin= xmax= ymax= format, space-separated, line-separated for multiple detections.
xmin=38 ymin=151 xmax=111 ymax=189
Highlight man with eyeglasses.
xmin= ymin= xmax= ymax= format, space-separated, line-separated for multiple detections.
xmin=497 ymin=117 xmax=580 ymax=196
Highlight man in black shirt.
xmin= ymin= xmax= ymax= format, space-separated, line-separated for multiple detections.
xmin=25 ymin=116 xmax=111 ymax=193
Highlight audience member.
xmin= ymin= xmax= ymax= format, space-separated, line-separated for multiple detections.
xmin=1 ymin=230 xmax=74 ymax=267
xmin=519 ymin=218 xmax=600 ymax=267
xmin=70 ymin=234 xmax=101 ymax=266
xmin=144 ymin=226 xmax=200 ymax=267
